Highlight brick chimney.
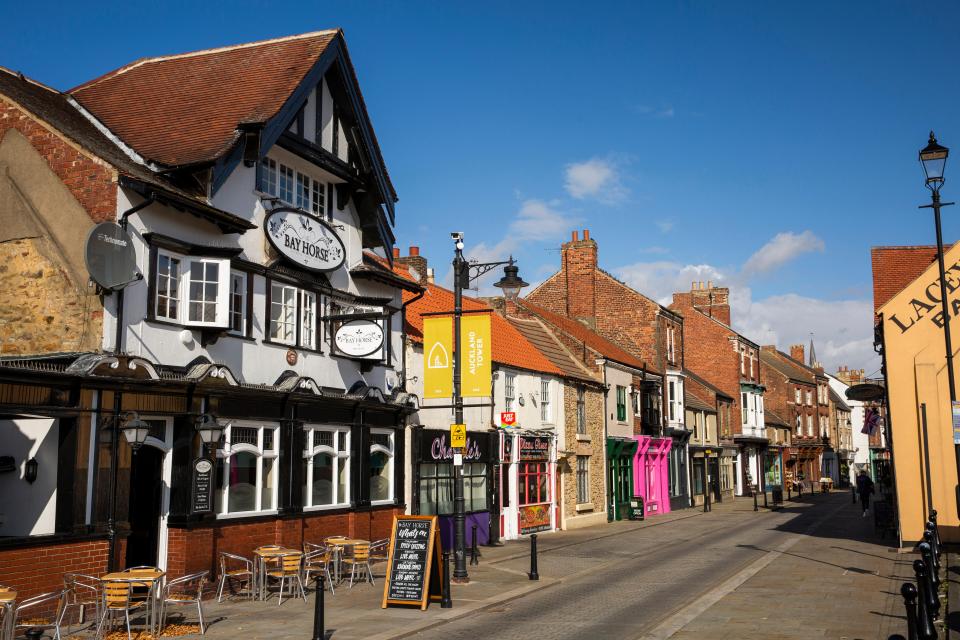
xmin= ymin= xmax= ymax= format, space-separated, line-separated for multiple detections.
xmin=686 ymin=280 xmax=731 ymax=326
xmin=395 ymin=246 xmax=429 ymax=284
xmin=790 ymin=344 xmax=805 ymax=363
xmin=562 ymin=229 xmax=598 ymax=326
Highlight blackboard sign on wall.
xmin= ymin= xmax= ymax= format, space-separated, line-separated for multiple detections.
xmin=190 ymin=457 xmax=214 ymax=514
xmin=381 ymin=515 xmax=444 ymax=610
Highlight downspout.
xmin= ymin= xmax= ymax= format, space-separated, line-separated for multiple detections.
xmin=400 ymin=288 xmax=425 ymax=392
xmin=114 ymin=195 xmax=155 ymax=354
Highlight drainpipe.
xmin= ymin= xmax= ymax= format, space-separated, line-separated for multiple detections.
xmin=399 ymin=288 xmax=425 ymax=392
xmin=113 ymin=195 xmax=155 ymax=354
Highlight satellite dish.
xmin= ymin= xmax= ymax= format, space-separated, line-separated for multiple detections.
xmin=84 ymin=222 xmax=141 ymax=291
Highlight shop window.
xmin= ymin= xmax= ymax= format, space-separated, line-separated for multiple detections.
xmin=669 ymin=446 xmax=686 ymax=497
xmin=693 ymin=458 xmax=705 ymax=495
xmin=419 ymin=462 xmax=487 ymax=515
xmin=576 ymin=456 xmax=589 ymax=504
xmin=268 ymin=281 xmax=319 ymax=348
xmin=519 ymin=462 xmax=550 ymax=505
xmin=302 ymin=426 xmax=350 ymax=508
xmin=540 ymin=380 xmax=551 ymax=422
xmin=153 ymin=251 xmax=231 ymax=327
xmin=504 ymin=373 xmax=516 ymax=412
xmin=616 ymin=386 xmax=627 ymax=422
xmin=369 ymin=429 xmax=394 ymax=503
xmin=576 ymin=387 xmax=586 ymax=435
xmin=216 ymin=423 xmax=279 ymax=516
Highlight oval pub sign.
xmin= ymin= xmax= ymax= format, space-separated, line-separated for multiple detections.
xmin=265 ymin=207 xmax=345 ymax=272
xmin=335 ymin=319 xmax=384 ymax=357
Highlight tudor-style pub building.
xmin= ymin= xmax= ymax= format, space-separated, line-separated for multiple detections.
xmin=0 ymin=30 xmax=421 ymax=598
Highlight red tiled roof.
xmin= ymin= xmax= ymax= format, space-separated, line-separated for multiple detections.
xmin=871 ymin=245 xmax=943 ymax=313
xmin=403 ymin=284 xmax=561 ymax=375
xmin=70 ymin=31 xmax=347 ymax=169
xmin=518 ymin=299 xmax=652 ymax=372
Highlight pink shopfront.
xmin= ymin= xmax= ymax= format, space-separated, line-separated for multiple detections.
xmin=633 ymin=436 xmax=672 ymax=516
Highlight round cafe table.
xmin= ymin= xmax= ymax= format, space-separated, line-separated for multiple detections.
xmin=100 ymin=569 xmax=166 ymax=635
xmin=325 ymin=539 xmax=369 ymax=583
xmin=0 ymin=588 xmax=16 ymax=640
xmin=252 ymin=547 xmax=301 ymax=600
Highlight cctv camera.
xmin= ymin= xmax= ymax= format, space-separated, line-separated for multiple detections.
xmin=451 ymin=232 xmax=464 ymax=241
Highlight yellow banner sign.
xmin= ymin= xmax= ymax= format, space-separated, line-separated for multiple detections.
xmin=423 ymin=316 xmax=453 ymax=399
xmin=450 ymin=424 xmax=467 ymax=448
xmin=461 ymin=314 xmax=492 ymax=397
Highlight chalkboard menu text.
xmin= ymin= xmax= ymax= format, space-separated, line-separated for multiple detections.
xmin=381 ymin=515 xmax=443 ymax=610
xmin=190 ymin=457 xmax=214 ymax=514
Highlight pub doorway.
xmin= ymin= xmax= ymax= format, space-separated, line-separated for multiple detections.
xmin=124 ymin=418 xmax=172 ymax=569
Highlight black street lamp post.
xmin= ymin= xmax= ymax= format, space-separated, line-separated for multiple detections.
xmin=919 ymin=132 xmax=960 ymax=514
xmin=450 ymin=232 xmax=528 ymax=582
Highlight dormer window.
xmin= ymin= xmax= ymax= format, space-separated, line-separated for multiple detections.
xmin=258 ymin=156 xmax=327 ymax=218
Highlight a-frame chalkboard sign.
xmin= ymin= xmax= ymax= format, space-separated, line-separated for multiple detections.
xmin=380 ymin=515 xmax=445 ymax=610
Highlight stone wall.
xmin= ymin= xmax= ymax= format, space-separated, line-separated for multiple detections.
xmin=561 ymin=380 xmax=607 ymax=529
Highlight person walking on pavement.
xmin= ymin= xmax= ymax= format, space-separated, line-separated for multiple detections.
xmin=856 ymin=470 xmax=874 ymax=517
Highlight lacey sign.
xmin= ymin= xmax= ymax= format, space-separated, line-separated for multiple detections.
xmin=334 ymin=319 xmax=384 ymax=358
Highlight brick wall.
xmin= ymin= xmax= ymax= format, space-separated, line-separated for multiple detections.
xmin=0 ymin=98 xmax=117 ymax=223
xmin=165 ymin=507 xmax=401 ymax=580
xmin=0 ymin=538 xmax=110 ymax=601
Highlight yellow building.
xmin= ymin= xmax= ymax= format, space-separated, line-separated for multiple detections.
xmin=877 ymin=241 xmax=960 ymax=544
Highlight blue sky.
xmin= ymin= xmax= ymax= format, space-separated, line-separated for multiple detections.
xmin=5 ymin=1 xmax=960 ymax=372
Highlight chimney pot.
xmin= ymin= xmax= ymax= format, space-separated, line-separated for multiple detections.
xmin=707 ymin=280 xmax=712 ymax=288
xmin=392 ymin=247 xmax=400 ymax=259
xmin=572 ymin=231 xmax=579 ymax=242
xmin=583 ymin=229 xmax=590 ymax=240
xmin=409 ymin=246 xmax=419 ymax=256
xmin=699 ymin=281 xmax=704 ymax=289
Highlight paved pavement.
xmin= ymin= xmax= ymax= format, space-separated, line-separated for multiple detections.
xmin=60 ymin=492 xmax=913 ymax=640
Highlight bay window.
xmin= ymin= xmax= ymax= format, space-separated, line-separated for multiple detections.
xmin=268 ymin=281 xmax=319 ymax=349
xmin=668 ymin=377 xmax=683 ymax=424
xmin=369 ymin=429 xmax=394 ymax=503
xmin=153 ymin=250 xmax=231 ymax=327
xmin=302 ymin=426 xmax=350 ymax=508
xmin=215 ymin=422 xmax=279 ymax=516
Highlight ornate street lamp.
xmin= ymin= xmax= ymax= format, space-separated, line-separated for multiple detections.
xmin=450 ymin=233 xmax=528 ymax=582
xmin=918 ymin=131 xmax=959 ymax=513
xmin=195 ymin=413 xmax=227 ymax=453
xmin=120 ymin=411 xmax=150 ymax=452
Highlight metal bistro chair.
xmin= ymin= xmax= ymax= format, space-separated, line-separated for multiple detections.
xmin=96 ymin=580 xmax=145 ymax=640
xmin=217 ymin=552 xmax=254 ymax=602
xmin=342 ymin=543 xmax=375 ymax=588
xmin=58 ymin=573 xmax=101 ymax=635
xmin=264 ymin=552 xmax=307 ymax=605
xmin=369 ymin=539 xmax=390 ymax=578
xmin=13 ymin=590 xmax=65 ymax=640
xmin=303 ymin=545 xmax=336 ymax=595
xmin=160 ymin=571 xmax=208 ymax=635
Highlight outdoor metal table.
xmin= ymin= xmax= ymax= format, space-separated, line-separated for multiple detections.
xmin=0 ymin=588 xmax=15 ymax=640
xmin=325 ymin=538 xmax=369 ymax=584
xmin=100 ymin=569 xmax=166 ymax=635
xmin=252 ymin=547 xmax=301 ymax=601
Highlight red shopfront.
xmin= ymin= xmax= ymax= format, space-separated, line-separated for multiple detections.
xmin=499 ymin=432 xmax=557 ymax=540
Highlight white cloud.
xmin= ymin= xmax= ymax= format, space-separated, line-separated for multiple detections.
xmin=564 ymin=158 xmax=627 ymax=203
xmin=615 ymin=261 xmax=727 ymax=305
xmin=742 ymin=231 xmax=825 ymax=276
xmin=656 ymin=219 xmax=674 ymax=233
xmin=634 ymin=104 xmax=675 ymax=118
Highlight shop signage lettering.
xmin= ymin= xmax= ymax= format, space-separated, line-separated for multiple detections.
xmin=381 ymin=515 xmax=444 ymax=610
xmin=519 ymin=436 xmax=550 ymax=461
xmin=265 ymin=207 xmax=345 ymax=273
xmin=500 ymin=412 xmax=516 ymax=427
xmin=887 ymin=259 xmax=960 ymax=334
xmin=519 ymin=504 xmax=551 ymax=535
xmin=461 ymin=314 xmax=492 ymax=398
xmin=419 ymin=429 xmax=489 ymax=463
xmin=334 ymin=319 xmax=384 ymax=357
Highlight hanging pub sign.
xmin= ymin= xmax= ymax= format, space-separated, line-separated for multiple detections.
xmin=190 ymin=457 xmax=214 ymax=514
xmin=381 ymin=515 xmax=445 ymax=610
xmin=518 ymin=436 xmax=551 ymax=461
xmin=334 ymin=319 xmax=384 ymax=358
xmin=264 ymin=207 xmax=345 ymax=272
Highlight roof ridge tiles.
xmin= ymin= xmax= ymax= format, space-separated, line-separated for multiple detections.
xmin=70 ymin=29 xmax=341 ymax=94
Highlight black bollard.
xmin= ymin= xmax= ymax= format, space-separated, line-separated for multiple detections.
xmin=930 ymin=510 xmax=943 ymax=555
xmin=919 ymin=543 xmax=940 ymax=615
xmin=753 ymin=488 xmax=758 ymax=512
xmin=914 ymin=560 xmax=937 ymax=639
xmin=470 ymin=524 xmax=479 ymax=566
xmin=788 ymin=486 xmax=792 ymax=501
xmin=926 ymin=522 xmax=941 ymax=561
xmin=901 ymin=581 xmax=919 ymax=640
xmin=24 ymin=629 xmax=43 ymax=640
xmin=924 ymin=529 xmax=941 ymax=575
xmin=529 ymin=533 xmax=540 ymax=581
xmin=763 ymin=487 xmax=768 ymax=508
xmin=312 ymin=575 xmax=325 ymax=640
xmin=441 ymin=550 xmax=453 ymax=608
